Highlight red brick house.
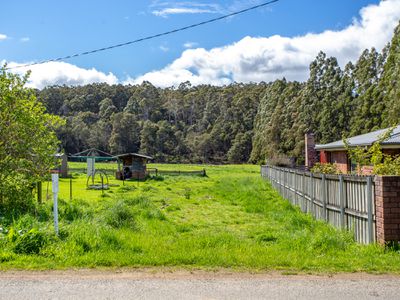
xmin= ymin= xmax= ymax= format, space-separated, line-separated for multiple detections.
xmin=305 ymin=126 xmax=400 ymax=174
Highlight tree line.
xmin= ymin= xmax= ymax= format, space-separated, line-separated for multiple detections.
xmin=36 ymin=23 xmax=400 ymax=164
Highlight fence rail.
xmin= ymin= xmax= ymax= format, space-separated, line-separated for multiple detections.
xmin=68 ymin=168 xmax=115 ymax=175
xmin=261 ymin=165 xmax=375 ymax=244
xmin=68 ymin=168 xmax=206 ymax=177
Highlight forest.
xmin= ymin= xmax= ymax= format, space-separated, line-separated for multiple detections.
xmin=36 ymin=23 xmax=400 ymax=164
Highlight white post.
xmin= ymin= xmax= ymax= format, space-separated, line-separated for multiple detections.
xmin=51 ymin=173 xmax=59 ymax=235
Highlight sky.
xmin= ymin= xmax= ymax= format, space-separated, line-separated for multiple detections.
xmin=1 ymin=0 xmax=399 ymax=89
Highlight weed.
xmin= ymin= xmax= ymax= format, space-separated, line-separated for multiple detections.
xmin=104 ymin=201 xmax=137 ymax=229
xmin=150 ymin=175 xmax=164 ymax=181
xmin=166 ymin=205 xmax=181 ymax=212
xmin=256 ymin=233 xmax=278 ymax=244
xmin=184 ymin=188 xmax=191 ymax=199
xmin=118 ymin=186 xmax=136 ymax=193
xmin=12 ymin=228 xmax=48 ymax=254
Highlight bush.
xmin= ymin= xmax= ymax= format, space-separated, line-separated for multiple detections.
xmin=104 ymin=201 xmax=137 ymax=229
xmin=266 ymin=153 xmax=292 ymax=167
xmin=59 ymin=199 xmax=92 ymax=222
xmin=311 ymin=163 xmax=341 ymax=174
xmin=12 ymin=228 xmax=48 ymax=254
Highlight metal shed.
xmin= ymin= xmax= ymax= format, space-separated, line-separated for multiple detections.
xmin=114 ymin=153 xmax=153 ymax=180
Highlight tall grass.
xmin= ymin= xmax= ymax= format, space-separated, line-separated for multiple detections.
xmin=0 ymin=164 xmax=400 ymax=272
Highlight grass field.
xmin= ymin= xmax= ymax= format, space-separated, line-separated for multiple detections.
xmin=1 ymin=164 xmax=400 ymax=272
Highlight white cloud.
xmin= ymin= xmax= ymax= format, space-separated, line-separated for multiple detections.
xmin=183 ymin=42 xmax=198 ymax=49
xmin=4 ymin=61 xmax=118 ymax=90
xmin=151 ymin=1 xmax=222 ymax=17
xmin=159 ymin=45 xmax=169 ymax=52
xmin=20 ymin=37 xmax=30 ymax=42
xmin=130 ymin=0 xmax=400 ymax=88
xmin=152 ymin=7 xmax=217 ymax=17
xmin=0 ymin=33 xmax=7 ymax=40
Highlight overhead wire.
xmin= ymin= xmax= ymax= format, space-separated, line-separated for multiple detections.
xmin=5 ymin=0 xmax=280 ymax=70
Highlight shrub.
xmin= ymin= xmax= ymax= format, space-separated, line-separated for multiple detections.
xmin=104 ymin=201 xmax=137 ymax=229
xmin=311 ymin=163 xmax=341 ymax=174
xmin=12 ymin=228 xmax=48 ymax=254
xmin=266 ymin=153 xmax=292 ymax=167
xmin=59 ymin=199 xmax=92 ymax=222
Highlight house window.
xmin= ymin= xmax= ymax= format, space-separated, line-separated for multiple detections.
xmin=348 ymin=157 xmax=357 ymax=173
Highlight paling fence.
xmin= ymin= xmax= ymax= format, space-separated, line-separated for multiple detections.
xmin=261 ymin=165 xmax=375 ymax=244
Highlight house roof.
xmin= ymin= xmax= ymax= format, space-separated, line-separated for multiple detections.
xmin=114 ymin=153 xmax=153 ymax=160
xmin=315 ymin=125 xmax=400 ymax=151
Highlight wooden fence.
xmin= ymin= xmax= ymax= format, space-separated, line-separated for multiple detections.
xmin=261 ymin=165 xmax=375 ymax=244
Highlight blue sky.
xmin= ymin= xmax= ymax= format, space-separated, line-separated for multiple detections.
xmin=1 ymin=0 xmax=399 ymax=88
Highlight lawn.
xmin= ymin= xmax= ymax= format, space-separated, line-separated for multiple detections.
xmin=1 ymin=164 xmax=400 ymax=272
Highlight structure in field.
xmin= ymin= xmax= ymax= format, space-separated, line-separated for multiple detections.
xmin=114 ymin=153 xmax=153 ymax=180
xmin=70 ymin=148 xmax=115 ymax=177
xmin=54 ymin=153 xmax=69 ymax=178
xmin=305 ymin=125 xmax=400 ymax=174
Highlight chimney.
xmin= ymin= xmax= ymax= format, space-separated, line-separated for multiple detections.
xmin=305 ymin=133 xmax=318 ymax=168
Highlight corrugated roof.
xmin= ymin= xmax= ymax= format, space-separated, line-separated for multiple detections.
xmin=315 ymin=125 xmax=400 ymax=150
xmin=114 ymin=153 xmax=153 ymax=160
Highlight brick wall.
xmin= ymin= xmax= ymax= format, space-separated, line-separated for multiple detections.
xmin=305 ymin=133 xmax=318 ymax=168
xmin=330 ymin=151 xmax=348 ymax=174
xmin=375 ymin=176 xmax=400 ymax=244
xmin=320 ymin=151 xmax=329 ymax=163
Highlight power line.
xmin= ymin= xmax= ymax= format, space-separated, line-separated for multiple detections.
xmin=6 ymin=0 xmax=280 ymax=70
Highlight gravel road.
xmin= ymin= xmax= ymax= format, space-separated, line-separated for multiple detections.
xmin=0 ymin=270 xmax=399 ymax=299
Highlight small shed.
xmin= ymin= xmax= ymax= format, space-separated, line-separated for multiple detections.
xmin=114 ymin=153 xmax=153 ymax=180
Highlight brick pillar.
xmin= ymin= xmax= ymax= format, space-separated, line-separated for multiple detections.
xmin=375 ymin=176 xmax=400 ymax=244
xmin=305 ymin=133 xmax=318 ymax=168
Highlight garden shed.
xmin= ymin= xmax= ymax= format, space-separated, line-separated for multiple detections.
xmin=114 ymin=153 xmax=153 ymax=180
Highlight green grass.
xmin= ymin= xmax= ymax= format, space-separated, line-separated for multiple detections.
xmin=1 ymin=164 xmax=400 ymax=272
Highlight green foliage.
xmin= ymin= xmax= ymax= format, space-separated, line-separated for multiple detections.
xmin=12 ymin=228 xmax=48 ymax=255
xmin=104 ymin=200 xmax=137 ymax=229
xmin=0 ymin=66 xmax=64 ymax=212
xmin=344 ymin=127 xmax=400 ymax=175
xmin=310 ymin=163 xmax=341 ymax=174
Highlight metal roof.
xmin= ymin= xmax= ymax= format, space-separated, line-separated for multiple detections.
xmin=315 ymin=125 xmax=400 ymax=150
xmin=113 ymin=153 xmax=153 ymax=160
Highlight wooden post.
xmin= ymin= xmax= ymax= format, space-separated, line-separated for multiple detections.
xmin=322 ymin=174 xmax=327 ymax=221
xmin=37 ymin=182 xmax=42 ymax=203
xmin=310 ymin=173 xmax=315 ymax=217
xmin=302 ymin=172 xmax=306 ymax=212
xmin=339 ymin=175 xmax=345 ymax=229
xmin=366 ymin=176 xmax=373 ymax=243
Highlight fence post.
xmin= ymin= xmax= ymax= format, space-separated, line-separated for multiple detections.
xmin=70 ymin=176 xmax=73 ymax=201
xmin=322 ymin=174 xmax=327 ymax=221
xmin=310 ymin=173 xmax=314 ymax=217
xmin=37 ymin=182 xmax=42 ymax=203
xmin=339 ymin=175 xmax=345 ymax=229
xmin=302 ymin=172 xmax=305 ymax=212
xmin=366 ymin=176 xmax=374 ymax=243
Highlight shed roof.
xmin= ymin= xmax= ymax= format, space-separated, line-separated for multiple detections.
xmin=114 ymin=153 xmax=153 ymax=160
xmin=315 ymin=125 xmax=400 ymax=150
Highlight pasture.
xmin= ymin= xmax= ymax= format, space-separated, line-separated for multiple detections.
xmin=1 ymin=164 xmax=400 ymax=273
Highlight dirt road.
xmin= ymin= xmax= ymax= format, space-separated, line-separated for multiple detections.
xmin=0 ymin=270 xmax=399 ymax=299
